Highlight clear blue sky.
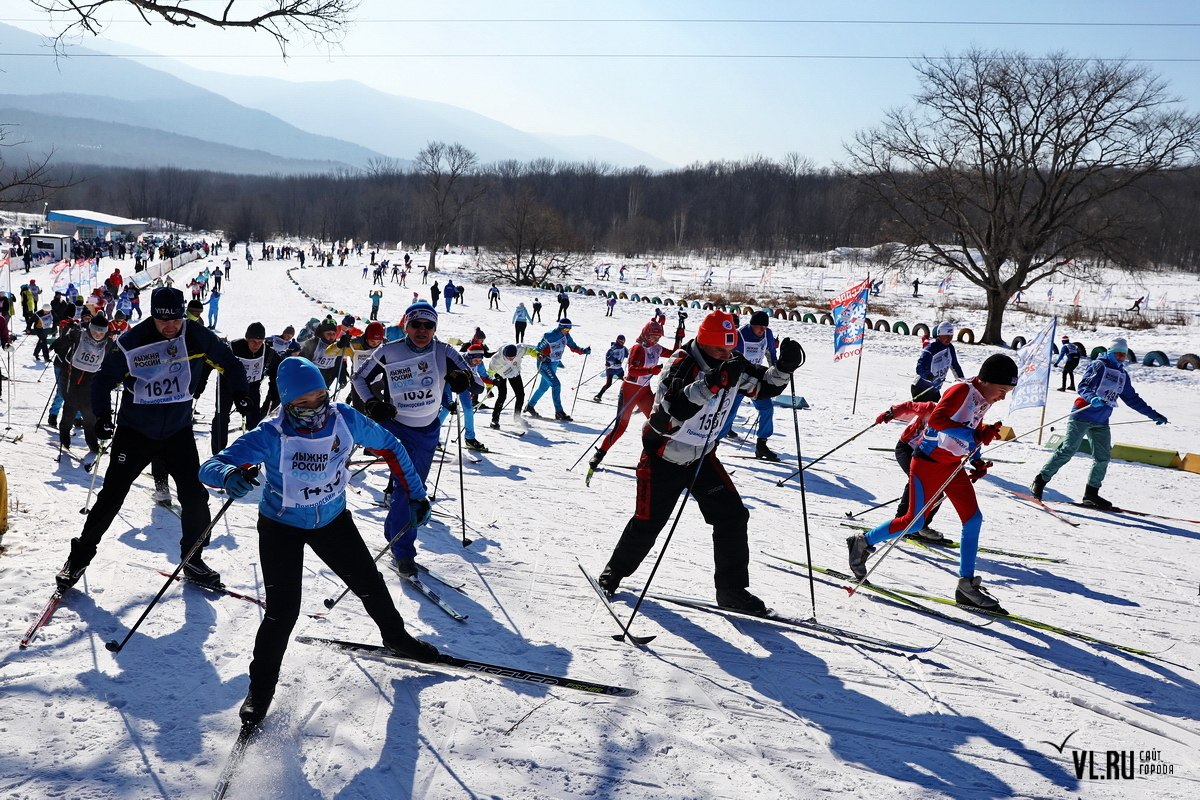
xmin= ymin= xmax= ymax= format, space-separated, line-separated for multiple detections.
xmin=7 ymin=0 xmax=1200 ymax=167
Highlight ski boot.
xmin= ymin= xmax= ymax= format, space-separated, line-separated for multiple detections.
xmin=592 ymin=393 xmax=604 ymax=403
xmin=465 ymin=437 xmax=489 ymax=453
xmin=585 ymin=448 xmax=606 ymax=486
xmin=523 ymin=405 xmax=540 ymax=418
xmin=489 ymin=420 xmax=500 ymax=430
xmin=49 ymin=413 xmax=58 ymax=427
xmin=910 ymin=526 xmax=946 ymax=543
xmin=715 ymin=587 xmax=769 ymax=616
xmin=1081 ymin=484 xmax=1114 ymax=511
xmin=554 ymin=410 xmax=573 ymax=422
xmin=239 ymin=686 xmax=274 ymax=727
xmin=151 ymin=479 xmax=171 ymax=504
xmin=182 ymin=554 xmax=223 ymax=589
xmin=80 ymin=449 xmax=100 ymax=471
xmin=955 ymin=576 xmax=1005 ymax=613
xmin=597 ymin=565 xmax=621 ymax=597
xmin=56 ymin=541 xmax=93 ymax=592
xmin=846 ymin=533 xmax=876 ymax=580
xmin=1029 ymin=473 xmax=1048 ymax=501
xmin=724 ymin=430 xmax=740 ymax=441
xmin=755 ymin=438 xmax=781 ymax=462
xmin=384 ymin=629 xmax=441 ymax=663
xmin=391 ymin=557 xmax=418 ymax=577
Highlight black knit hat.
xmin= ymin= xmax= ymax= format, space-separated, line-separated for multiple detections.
xmin=246 ymin=321 xmax=266 ymax=339
xmin=750 ymin=310 xmax=770 ymax=326
xmin=978 ymin=354 xmax=1018 ymax=386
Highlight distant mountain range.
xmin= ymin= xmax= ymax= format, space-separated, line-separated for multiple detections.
xmin=0 ymin=22 xmax=672 ymax=175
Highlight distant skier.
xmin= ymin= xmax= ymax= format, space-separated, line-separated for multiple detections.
xmin=1054 ymin=335 xmax=1082 ymax=392
xmin=717 ymin=311 xmax=786 ymax=461
xmin=512 ymin=302 xmax=530 ymax=343
xmin=592 ymin=335 xmax=629 ymax=403
xmin=1030 ymin=337 xmax=1167 ymax=510
xmin=525 ymin=318 xmax=590 ymax=421
xmin=487 ymin=344 xmax=530 ymax=432
xmin=911 ymin=322 xmax=964 ymax=402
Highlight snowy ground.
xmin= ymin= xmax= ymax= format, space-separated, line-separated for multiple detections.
xmin=1 ymin=247 xmax=1198 ymax=799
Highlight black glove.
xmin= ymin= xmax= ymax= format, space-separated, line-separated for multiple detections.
xmin=446 ymin=400 xmax=459 ymax=415
xmin=776 ymin=338 xmax=806 ymax=373
xmin=96 ymin=414 xmax=116 ymax=440
xmin=224 ymin=465 xmax=261 ymax=498
xmin=922 ymin=373 xmax=935 ymax=382
xmin=446 ymin=369 xmax=472 ymax=393
xmin=704 ymin=353 xmax=746 ymax=393
xmin=409 ymin=497 xmax=432 ymax=528
xmin=337 ymin=332 xmax=352 ymax=349
xmin=232 ymin=391 xmax=251 ymax=416
xmin=365 ymin=399 xmax=396 ymax=422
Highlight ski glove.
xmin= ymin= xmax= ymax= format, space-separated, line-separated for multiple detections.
xmin=977 ymin=421 xmax=1003 ymax=445
xmin=1153 ymin=413 xmax=1169 ymax=425
xmin=232 ymin=391 xmax=252 ymax=416
xmin=338 ymin=333 xmax=352 ymax=349
xmin=409 ymin=497 xmax=432 ymax=528
xmin=446 ymin=369 xmax=472 ymax=393
xmin=223 ymin=465 xmax=260 ymax=499
xmin=446 ymin=401 xmax=459 ymax=415
xmin=705 ymin=353 xmax=746 ymax=393
xmin=968 ymin=459 xmax=992 ymax=482
xmin=365 ymin=399 xmax=396 ymax=422
xmin=875 ymin=408 xmax=895 ymax=425
xmin=96 ymin=414 xmax=116 ymax=440
xmin=652 ymin=364 xmax=664 ymax=375
xmin=776 ymin=338 xmax=806 ymax=373
xmin=1089 ymin=396 xmax=1106 ymax=408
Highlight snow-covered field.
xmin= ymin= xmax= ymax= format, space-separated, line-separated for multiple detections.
xmin=1 ymin=246 xmax=1198 ymax=799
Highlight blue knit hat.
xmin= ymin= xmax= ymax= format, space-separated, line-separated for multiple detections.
xmin=277 ymin=358 xmax=328 ymax=405
xmin=403 ymin=301 xmax=438 ymax=325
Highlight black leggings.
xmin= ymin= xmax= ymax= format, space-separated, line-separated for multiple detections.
xmin=249 ymin=510 xmax=408 ymax=692
xmin=514 ymin=321 xmax=527 ymax=343
xmin=492 ymin=376 xmax=526 ymax=423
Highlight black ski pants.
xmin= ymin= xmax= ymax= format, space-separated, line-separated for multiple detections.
xmin=1060 ymin=357 xmax=1080 ymax=391
xmin=210 ymin=379 xmax=262 ymax=455
xmin=77 ymin=424 xmax=211 ymax=562
xmin=249 ymin=510 xmax=408 ymax=693
xmin=58 ymin=371 xmax=99 ymax=452
xmin=491 ymin=376 xmax=526 ymax=425
xmin=605 ymin=448 xmax=750 ymax=590
xmin=514 ymin=321 xmax=527 ymax=343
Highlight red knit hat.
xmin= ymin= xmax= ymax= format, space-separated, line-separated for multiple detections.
xmin=365 ymin=321 xmax=385 ymax=340
xmin=466 ymin=343 xmax=486 ymax=358
xmin=638 ymin=321 xmax=664 ymax=344
xmin=696 ymin=310 xmax=739 ymax=348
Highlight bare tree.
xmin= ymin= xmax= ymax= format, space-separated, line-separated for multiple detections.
xmin=32 ymin=0 xmax=357 ymax=54
xmin=845 ymin=49 xmax=1200 ymax=343
xmin=0 ymin=124 xmax=73 ymax=208
xmin=415 ymin=141 xmax=485 ymax=272
xmin=475 ymin=189 xmax=587 ymax=286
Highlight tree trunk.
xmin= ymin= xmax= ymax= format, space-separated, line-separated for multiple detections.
xmin=982 ymin=287 xmax=1011 ymax=346
xmin=427 ymin=248 xmax=437 ymax=272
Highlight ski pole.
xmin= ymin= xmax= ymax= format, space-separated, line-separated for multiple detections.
xmin=322 ymin=520 xmax=414 ymax=612
xmin=776 ymin=420 xmax=878 ymax=486
xmin=455 ymin=403 xmax=471 ymax=547
xmin=35 ymin=379 xmax=56 ymax=431
xmin=105 ymin=467 xmax=259 ymax=653
xmin=35 ymin=359 xmax=54 ymax=382
xmin=787 ymin=374 xmax=818 ymax=620
xmin=79 ymin=441 xmax=112 ymax=514
xmin=844 ymin=495 xmax=903 ymax=520
xmin=568 ymin=383 xmax=649 ymax=472
xmin=569 ymin=352 xmax=589 ymax=417
xmin=616 ymin=385 xmax=730 ymax=644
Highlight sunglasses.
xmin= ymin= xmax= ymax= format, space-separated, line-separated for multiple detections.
xmin=407 ymin=320 xmax=436 ymax=330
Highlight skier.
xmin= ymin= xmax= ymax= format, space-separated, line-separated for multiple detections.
xmin=204 ymin=288 xmax=221 ymax=329
xmin=531 ymin=297 xmax=543 ymax=322
xmin=874 ymin=399 xmax=945 ymax=540
xmin=1055 ymin=335 xmax=1082 ymax=392
xmin=350 ymin=301 xmax=478 ymax=572
xmin=488 ymin=284 xmax=501 ymax=310
xmin=512 ymin=302 xmax=531 ymax=343
xmin=486 ymin=344 xmax=530 ymax=431
xmin=443 ymin=281 xmax=456 ymax=313
xmin=912 ymin=278 xmax=920 ymax=297
xmin=605 ymin=296 xmax=617 ymax=317
xmin=596 ymin=310 xmax=804 ymax=612
xmin=55 ymin=287 xmax=251 ymax=593
xmin=52 ymin=312 xmax=112 ymax=468
xmin=369 ymin=289 xmax=383 ymax=321
xmin=847 ymin=354 xmax=1019 ymax=611
xmin=1029 ymin=337 xmax=1167 ymax=510
xmin=442 ymin=343 xmax=489 ymax=452
xmin=718 ymin=311 xmax=783 ymax=460
xmin=587 ymin=319 xmax=683 ymax=474
xmin=911 ymin=322 xmax=965 ymax=402
xmin=593 ymin=335 xmax=629 ymax=403
xmin=525 ymin=318 xmax=591 ymax=421
xmin=430 ymin=281 xmax=440 ymax=308
xmin=210 ymin=322 xmax=280 ymax=454
xmin=556 ymin=290 xmax=570 ymax=320
xmin=198 ymin=357 xmax=438 ymax=728
xmin=298 ymin=320 xmax=345 ymax=389
xmin=267 ymin=326 xmax=300 ymax=358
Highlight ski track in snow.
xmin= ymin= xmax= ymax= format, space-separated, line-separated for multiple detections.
xmin=1 ymin=246 xmax=1198 ymax=798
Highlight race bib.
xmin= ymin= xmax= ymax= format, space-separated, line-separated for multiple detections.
xmin=669 ymin=389 xmax=735 ymax=448
xmin=70 ymin=334 xmax=108 ymax=374
xmin=930 ymin=348 xmax=953 ymax=382
xmin=384 ymin=350 xmax=444 ymax=426
xmin=310 ymin=345 xmax=340 ymax=370
xmin=238 ymin=352 xmax=265 ymax=383
xmin=1096 ymin=366 xmax=1126 ymax=405
xmin=742 ymin=338 xmax=768 ymax=365
xmin=275 ymin=413 xmax=353 ymax=508
xmin=632 ymin=346 xmax=662 ymax=386
xmin=123 ymin=337 xmax=190 ymax=405
xmin=543 ymin=337 xmax=567 ymax=363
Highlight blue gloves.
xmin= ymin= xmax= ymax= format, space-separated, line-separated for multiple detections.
xmin=1089 ymin=396 xmax=1106 ymax=408
xmin=409 ymin=497 xmax=432 ymax=528
xmin=1153 ymin=413 xmax=1168 ymax=425
xmin=224 ymin=465 xmax=260 ymax=498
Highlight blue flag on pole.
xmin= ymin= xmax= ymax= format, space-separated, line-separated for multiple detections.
xmin=1009 ymin=317 xmax=1057 ymax=413
xmin=830 ymin=279 xmax=870 ymax=362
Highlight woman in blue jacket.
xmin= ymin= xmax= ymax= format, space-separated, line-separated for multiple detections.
xmin=199 ymin=358 xmax=439 ymax=729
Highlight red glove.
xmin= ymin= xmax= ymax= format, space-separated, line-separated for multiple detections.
xmin=968 ymin=459 xmax=992 ymax=481
xmin=977 ymin=421 xmax=1002 ymax=445
xmin=652 ymin=364 xmax=663 ymax=375
xmin=875 ymin=408 xmax=895 ymax=425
